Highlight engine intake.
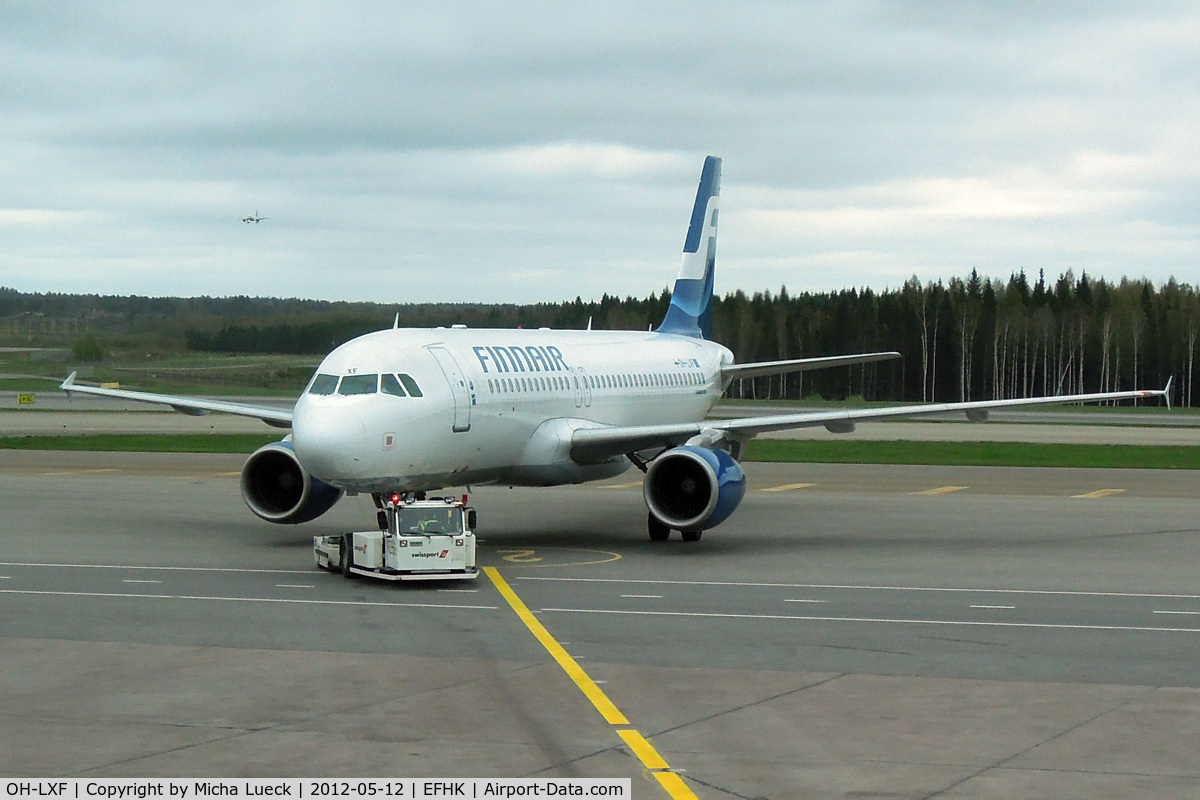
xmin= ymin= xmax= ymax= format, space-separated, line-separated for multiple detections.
xmin=241 ymin=441 xmax=343 ymax=524
xmin=644 ymin=445 xmax=746 ymax=531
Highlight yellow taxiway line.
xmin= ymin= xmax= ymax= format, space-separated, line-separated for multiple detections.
xmin=485 ymin=567 xmax=698 ymax=799
xmin=1073 ymin=488 xmax=1126 ymax=499
xmin=759 ymin=482 xmax=816 ymax=493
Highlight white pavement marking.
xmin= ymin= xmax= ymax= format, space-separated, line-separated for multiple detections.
xmin=784 ymin=599 xmax=828 ymax=604
xmin=620 ymin=594 xmax=663 ymax=599
xmin=0 ymin=561 xmax=310 ymax=574
xmin=971 ymin=604 xmax=1016 ymax=609
xmin=517 ymin=576 xmax=1200 ymax=600
xmin=0 ymin=588 xmax=496 ymax=610
xmin=1153 ymin=610 xmax=1200 ymax=615
xmin=275 ymin=584 xmax=314 ymax=589
xmin=539 ymin=607 xmax=1200 ymax=634
xmin=121 ymin=579 xmax=162 ymax=584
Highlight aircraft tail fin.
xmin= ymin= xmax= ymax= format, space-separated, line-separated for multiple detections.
xmin=656 ymin=155 xmax=721 ymax=339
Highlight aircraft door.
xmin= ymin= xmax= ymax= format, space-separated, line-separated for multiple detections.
xmin=577 ymin=367 xmax=593 ymax=408
xmin=427 ymin=345 xmax=471 ymax=432
xmin=570 ymin=368 xmax=583 ymax=408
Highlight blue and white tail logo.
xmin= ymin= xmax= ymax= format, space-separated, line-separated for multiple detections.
xmin=657 ymin=156 xmax=721 ymax=339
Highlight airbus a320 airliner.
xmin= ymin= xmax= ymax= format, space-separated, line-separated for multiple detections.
xmin=63 ymin=157 xmax=1170 ymax=541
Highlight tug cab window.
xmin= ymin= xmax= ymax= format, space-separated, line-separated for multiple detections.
xmin=307 ymin=374 xmax=339 ymax=395
xmin=395 ymin=506 xmax=462 ymax=535
xmin=338 ymin=374 xmax=378 ymax=395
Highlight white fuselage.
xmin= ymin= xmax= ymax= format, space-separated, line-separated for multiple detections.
xmin=291 ymin=327 xmax=734 ymax=493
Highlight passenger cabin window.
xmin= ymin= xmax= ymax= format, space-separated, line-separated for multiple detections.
xmin=308 ymin=374 xmax=339 ymax=395
xmin=338 ymin=374 xmax=378 ymax=395
xmin=381 ymin=373 xmax=407 ymax=397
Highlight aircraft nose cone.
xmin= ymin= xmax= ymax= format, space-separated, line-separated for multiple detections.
xmin=293 ymin=404 xmax=367 ymax=481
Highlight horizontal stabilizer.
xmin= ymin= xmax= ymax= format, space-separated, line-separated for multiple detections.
xmin=722 ymin=351 xmax=901 ymax=381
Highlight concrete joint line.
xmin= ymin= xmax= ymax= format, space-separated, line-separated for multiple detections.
xmin=919 ymin=685 xmax=1159 ymax=799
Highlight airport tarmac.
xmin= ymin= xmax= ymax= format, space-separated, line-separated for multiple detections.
xmin=2 ymin=450 xmax=1199 ymax=798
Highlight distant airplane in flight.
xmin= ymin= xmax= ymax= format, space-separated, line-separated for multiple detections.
xmin=242 ymin=210 xmax=268 ymax=223
xmin=64 ymin=157 xmax=1170 ymax=542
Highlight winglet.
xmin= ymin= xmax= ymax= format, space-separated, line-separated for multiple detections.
xmin=1164 ymin=375 xmax=1174 ymax=411
xmin=657 ymin=156 xmax=721 ymax=339
xmin=60 ymin=371 xmax=77 ymax=397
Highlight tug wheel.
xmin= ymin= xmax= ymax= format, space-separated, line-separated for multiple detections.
xmin=339 ymin=534 xmax=355 ymax=578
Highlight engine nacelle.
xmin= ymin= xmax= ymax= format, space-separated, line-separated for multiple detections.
xmin=240 ymin=441 xmax=344 ymax=524
xmin=643 ymin=445 xmax=746 ymax=532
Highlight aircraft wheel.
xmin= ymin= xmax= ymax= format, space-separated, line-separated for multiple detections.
xmin=681 ymin=530 xmax=703 ymax=543
xmin=648 ymin=514 xmax=671 ymax=542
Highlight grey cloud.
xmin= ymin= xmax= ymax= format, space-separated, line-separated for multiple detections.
xmin=2 ymin=1 xmax=1198 ymax=302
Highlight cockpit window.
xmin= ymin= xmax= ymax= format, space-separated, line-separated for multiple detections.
xmin=307 ymin=373 xmax=339 ymax=395
xmin=397 ymin=373 xmax=423 ymax=397
xmin=338 ymin=374 xmax=378 ymax=395
xmin=380 ymin=373 xmax=407 ymax=397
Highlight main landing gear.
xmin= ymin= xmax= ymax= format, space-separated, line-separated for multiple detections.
xmin=647 ymin=513 xmax=702 ymax=542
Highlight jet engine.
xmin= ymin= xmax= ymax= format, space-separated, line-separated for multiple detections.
xmin=240 ymin=441 xmax=343 ymax=524
xmin=643 ymin=445 xmax=746 ymax=531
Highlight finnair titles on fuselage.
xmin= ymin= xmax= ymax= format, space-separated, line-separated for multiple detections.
xmin=473 ymin=343 xmax=571 ymax=375
xmin=60 ymin=156 xmax=1170 ymax=542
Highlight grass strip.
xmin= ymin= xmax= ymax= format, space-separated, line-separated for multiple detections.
xmin=2 ymin=433 xmax=1197 ymax=469
xmin=743 ymin=439 xmax=1200 ymax=470
xmin=0 ymin=434 xmax=280 ymax=454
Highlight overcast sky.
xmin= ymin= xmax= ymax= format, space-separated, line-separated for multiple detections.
xmin=2 ymin=2 xmax=1198 ymax=304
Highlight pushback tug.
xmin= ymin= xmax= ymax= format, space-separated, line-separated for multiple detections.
xmin=314 ymin=494 xmax=478 ymax=581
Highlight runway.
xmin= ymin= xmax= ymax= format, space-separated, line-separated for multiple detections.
xmin=2 ymin=450 xmax=1200 ymax=797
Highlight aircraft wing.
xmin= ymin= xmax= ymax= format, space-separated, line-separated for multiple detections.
xmin=721 ymin=351 xmax=900 ymax=380
xmin=569 ymin=383 xmax=1171 ymax=464
xmin=60 ymin=372 xmax=294 ymax=429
